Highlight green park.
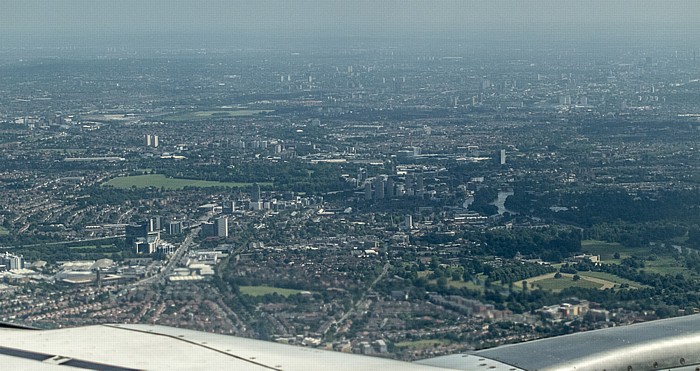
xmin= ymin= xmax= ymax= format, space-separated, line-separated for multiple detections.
xmin=157 ymin=109 xmax=273 ymax=122
xmin=238 ymin=285 xmax=308 ymax=297
xmin=103 ymin=174 xmax=268 ymax=190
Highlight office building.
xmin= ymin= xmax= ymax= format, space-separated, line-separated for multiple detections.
xmin=147 ymin=217 xmax=161 ymax=233
xmin=201 ymin=217 xmax=229 ymax=238
xmin=126 ymin=222 xmax=149 ymax=246
xmin=126 ymin=221 xmax=160 ymax=254
xmin=374 ymin=178 xmax=385 ymax=199
xmin=145 ymin=134 xmax=159 ymax=148
xmin=168 ymin=221 xmax=182 ymax=235
xmin=0 ymin=252 xmax=24 ymax=271
xmin=251 ymin=184 xmax=261 ymax=202
xmin=358 ymin=168 xmax=366 ymax=183
xmin=200 ymin=222 xmax=215 ymax=237
xmin=215 ymin=216 xmax=229 ymax=238
xmin=404 ymin=215 xmax=414 ymax=230
xmin=222 ymin=201 xmax=235 ymax=214
xmin=386 ymin=178 xmax=395 ymax=198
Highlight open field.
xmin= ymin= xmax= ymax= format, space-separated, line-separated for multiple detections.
xmin=0 ymin=226 xmax=8 ymax=236
xmin=514 ymin=272 xmax=621 ymax=292
xmin=578 ymin=271 xmax=646 ymax=288
xmin=581 ymin=240 xmax=635 ymax=262
xmin=535 ymin=276 xmax=603 ymax=291
xmin=446 ymin=279 xmax=485 ymax=291
xmin=643 ymin=256 xmax=690 ymax=276
xmin=67 ymin=245 xmax=99 ymax=250
xmin=67 ymin=244 xmax=115 ymax=250
xmin=82 ymin=114 xmax=142 ymax=123
xmin=581 ymin=239 xmax=690 ymax=276
xmin=394 ymin=339 xmax=451 ymax=349
xmin=104 ymin=174 xmax=268 ymax=190
xmin=239 ymin=286 xmax=308 ymax=297
xmin=158 ymin=109 xmax=273 ymax=122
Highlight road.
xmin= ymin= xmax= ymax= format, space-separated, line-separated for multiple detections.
xmin=328 ymin=261 xmax=391 ymax=337
xmin=12 ymin=234 xmax=126 ymax=248
xmin=133 ymin=212 xmax=214 ymax=286
xmin=133 ymin=226 xmax=200 ymax=286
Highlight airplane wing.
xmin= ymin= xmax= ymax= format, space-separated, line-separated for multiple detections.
xmin=418 ymin=313 xmax=700 ymax=371
xmin=0 ymin=323 xmax=448 ymax=371
xmin=0 ymin=314 xmax=699 ymax=370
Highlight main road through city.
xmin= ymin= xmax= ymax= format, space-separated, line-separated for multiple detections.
xmin=327 ymin=262 xmax=391 ymax=338
xmin=133 ymin=226 xmax=200 ymax=286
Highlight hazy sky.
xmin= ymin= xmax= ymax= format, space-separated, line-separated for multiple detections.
xmin=2 ymin=0 xmax=699 ymax=48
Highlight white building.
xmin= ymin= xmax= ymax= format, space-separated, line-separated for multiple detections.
xmin=0 ymin=252 xmax=24 ymax=270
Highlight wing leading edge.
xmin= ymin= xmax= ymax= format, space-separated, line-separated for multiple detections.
xmin=0 ymin=323 xmax=465 ymax=370
xmin=417 ymin=313 xmax=700 ymax=371
xmin=1 ymin=315 xmax=700 ymax=370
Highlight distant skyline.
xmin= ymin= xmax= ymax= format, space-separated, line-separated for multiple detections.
xmin=2 ymin=0 xmax=699 ymax=49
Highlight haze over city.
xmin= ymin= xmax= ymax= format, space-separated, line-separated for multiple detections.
xmin=0 ymin=0 xmax=699 ymax=369
xmin=2 ymin=0 xmax=700 ymax=49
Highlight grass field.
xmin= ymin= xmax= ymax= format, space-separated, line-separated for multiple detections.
xmin=159 ymin=109 xmax=273 ymax=122
xmin=446 ymin=279 xmax=485 ymax=291
xmin=394 ymin=339 xmax=450 ymax=349
xmin=535 ymin=277 xmax=604 ymax=291
xmin=581 ymin=239 xmax=690 ymax=276
xmin=0 ymin=226 xmax=8 ymax=236
xmin=643 ymin=256 xmax=689 ymax=276
xmin=239 ymin=286 xmax=308 ymax=297
xmin=581 ymin=240 xmax=634 ymax=262
xmin=104 ymin=174 xmax=267 ymax=190
xmin=67 ymin=244 xmax=115 ymax=250
xmin=515 ymin=272 xmax=619 ymax=292
xmin=578 ymin=271 xmax=645 ymax=288
xmin=68 ymin=245 xmax=99 ymax=250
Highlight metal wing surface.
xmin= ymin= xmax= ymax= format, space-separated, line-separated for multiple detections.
xmin=0 ymin=323 xmax=455 ymax=370
xmin=1 ymin=315 xmax=700 ymax=370
xmin=418 ymin=314 xmax=700 ymax=371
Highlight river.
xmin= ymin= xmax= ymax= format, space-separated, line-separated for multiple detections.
xmin=492 ymin=190 xmax=516 ymax=215
xmin=463 ymin=190 xmax=517 ymax=215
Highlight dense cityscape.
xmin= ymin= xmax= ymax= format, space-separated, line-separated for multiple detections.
xmin=0 ymin=39 xmax=699 ymax=361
